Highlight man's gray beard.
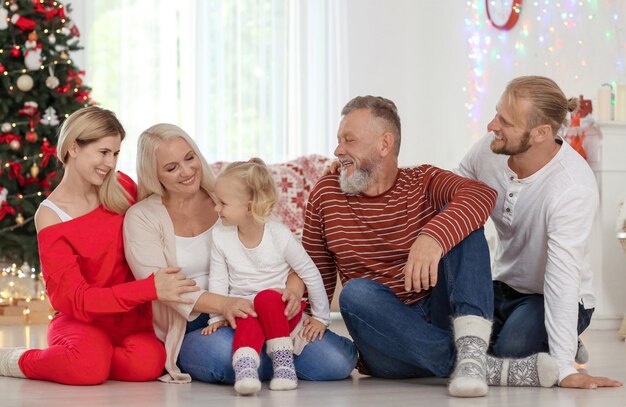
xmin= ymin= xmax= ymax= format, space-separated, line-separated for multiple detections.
xmin=339 ymin=161 xmax=379 ymax=194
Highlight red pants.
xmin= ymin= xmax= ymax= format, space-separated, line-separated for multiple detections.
xmin=18 ymin=314 xmax=166 ymax=385
xmin=233 ymin=289 xmax=305 ymax=354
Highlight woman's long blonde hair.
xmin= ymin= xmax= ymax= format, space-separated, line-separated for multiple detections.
xmin=56 ymin=106 xmax=132 ymax=214
xmin=136 ymin=123 xmax=215 ymax=201
xmin=218 ymin=158 xmax=277 ymax=225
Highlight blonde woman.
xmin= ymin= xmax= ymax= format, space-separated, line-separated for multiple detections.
xmin=0 ymin=107 xmax=197 ymax=385
xmin=124 ymin=124 xmax=356 ymax=384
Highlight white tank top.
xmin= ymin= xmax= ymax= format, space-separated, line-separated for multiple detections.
xmin=175 ymin=226 xmax=215 ymax=290
xmin=38 ymin=199 xmax=73 ymax=222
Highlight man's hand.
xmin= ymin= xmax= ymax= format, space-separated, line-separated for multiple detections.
xmin=220 ymin=297 xmax=256 ymax=328
xmin=273 ymin=287 xmax=302 ymax=320
xmin=560 ymin=373 xmax=623 ymax=389
xmin=404 ymin=234 xmax=443 ymax=293
xmin=302 ymin=318 xmax=327 ymax=342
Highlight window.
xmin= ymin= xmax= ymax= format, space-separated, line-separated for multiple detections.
xmin=79 ymin=0 xmax=347 ymax=174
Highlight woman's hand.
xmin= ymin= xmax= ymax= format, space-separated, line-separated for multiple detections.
xmin=201 ymin=320 xmax=229 ymax=336
xmin=154 ymin=267 xmax=199 ymax=304
xmin=323 ymin=160 xmax=341 ymax=176
xmin=272 ymin=287 xmax=302 ymax=320
xmin=302 ymin=318 xmax=326 ymax=342
xmin=220 ymin=297 xmax=256 ymax=328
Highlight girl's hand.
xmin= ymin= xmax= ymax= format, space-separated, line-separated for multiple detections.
xmin=201 ymin=320 xmax=229 ymax=336
xmin=272 ymin=287 xmax=301 ymax=320
xmin=154 ymin=267 xmax=199 ymax=304
xmin=302 ymin=318 xmax=326 ymax=342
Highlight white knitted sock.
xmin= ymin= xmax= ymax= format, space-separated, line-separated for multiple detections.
xmin=0 ymin=347 xmax=27 ymax=378
xmin=486 ymin=352 xmax=558 ymax=387
xmin=232 ymin=347 xmax=261 ymax=396
xmin=448 ymin=315 xmax=491 ymax=398
xmin=266 ymin=337 xmax=297 ymax=391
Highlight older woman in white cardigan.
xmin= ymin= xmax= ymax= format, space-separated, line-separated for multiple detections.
xmin=123 ymin=124 xmax=356 ymax=384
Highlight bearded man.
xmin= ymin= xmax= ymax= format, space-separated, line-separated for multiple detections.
xmin=302 ymin=95 xmax=559 ymax=397
xmin=457 ymin=76 xmax=622 ymax=390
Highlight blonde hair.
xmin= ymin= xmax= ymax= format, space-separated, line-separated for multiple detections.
xmin=218 ymin=158 xmax=277 ymax=225
xmin=504 ymin=76 xmax=579 ymax=134
xmin=56 ymin=106 xmax=132 ymax=214
xmin=136 ymin=123 xmax=215 ymax=201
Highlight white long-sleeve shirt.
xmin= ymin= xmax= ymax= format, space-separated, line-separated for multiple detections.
xmin=457 ymin=133 xmax=598 ymax=382
xmin=209 ymin=219 xmax=330 ymax=326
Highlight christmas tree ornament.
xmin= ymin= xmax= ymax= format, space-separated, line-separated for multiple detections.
xmin=9 ymin=3 xmax=18 ymax=12
xmin=46 ymin=75 xmax=60 ymax=89
xmin=15 ymin=213 xmax=24 ymax=225
xmin=48 ymin=33 xmax=56 ymax=44
xmin=24 ymin=32 xmax=43 ymax=71
xmin=30 ymin=163 xmax=39 ymax=178
xmin=45 ymin=66 xmax=60 ymax=89
xmin=10 ymin=13 xmax=36 ymax=31
xmin=1 ymin=123 xmax=12 ymax=133
xmin=19 ymin=101 xmax=39 ymax=117
xmin=59 ymin=51 xmax=68 ymax=60
xmin=0 ymin=187 xmax=7 ymax=204
xmin=9 ymin=139 xmax=21 ymax=151
xmin=25 ymin=130 xmax=38 ymax=143
xmin=16 ymin=74 xmax=34 ymax=92
xmin=42 ymin=107 xmax=60 ymax=126
xmin=0 ymin=64 xmax=5 ymax=73
xmin=10 ymin=47 xmax=21 ymax=58
xmin=0 ymin=8 xmax=7 ymax=30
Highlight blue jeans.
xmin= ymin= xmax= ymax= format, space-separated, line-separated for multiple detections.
xmin=339 ymin=227 xmax=493 ymax=379
xmin=178 ymin=313 xmax=357 ymax=383
xmin=490 ymin=280 xmax=594 ymax=357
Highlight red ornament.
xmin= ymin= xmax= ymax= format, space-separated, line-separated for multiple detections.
xmin=25 ymin=130 xmax=38 ymax=143
xmin=0 ymin=65 xmax=5 ymax=74
xmin=10 ymin=47 xmax=22 ymax=58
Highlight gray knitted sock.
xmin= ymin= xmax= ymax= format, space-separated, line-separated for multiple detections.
xmin=486 ymin=353 xmax=558 ymax=387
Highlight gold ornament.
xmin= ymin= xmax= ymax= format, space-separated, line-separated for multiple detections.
xmin=16 ymin=74 xmax=34 ymax=92
xmin=30 ymin=163 xmax=39 ymax=177
xmin=59 ymin=51 xmax=68 ymax=60
xmin=16 ymin=213 xmax=24 ymax=225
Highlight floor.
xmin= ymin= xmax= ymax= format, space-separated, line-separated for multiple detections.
xmin=1 ymin=317 xmax=625 ymax=407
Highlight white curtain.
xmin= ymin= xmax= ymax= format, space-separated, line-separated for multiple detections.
xmin=75 ymin=0 xmax=347 ymax=175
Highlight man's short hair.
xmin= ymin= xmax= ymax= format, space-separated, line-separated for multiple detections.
xmin=342 ymin=95 xmax=401 ymax=156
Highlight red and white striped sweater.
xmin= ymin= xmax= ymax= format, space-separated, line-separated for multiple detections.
xmin=302 ymin=165 xmax=497 ymax=305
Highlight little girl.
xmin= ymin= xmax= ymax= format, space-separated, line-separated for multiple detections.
xmin=203 ymin=158 xmax=329 ymax=396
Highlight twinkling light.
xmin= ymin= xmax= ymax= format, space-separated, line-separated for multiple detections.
xmin=464 ymin=0 xmax=626 ymax=138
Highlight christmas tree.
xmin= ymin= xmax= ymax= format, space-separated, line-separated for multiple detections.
xmin=0 ymin=0 xmax=92 ymax=270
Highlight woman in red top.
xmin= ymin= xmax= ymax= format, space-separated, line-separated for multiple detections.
xmin=0 ymin=106 xmax=199 ymax=385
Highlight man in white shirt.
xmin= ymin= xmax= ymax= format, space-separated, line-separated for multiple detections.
xmin=457 ymin=75 xmax=622 ymax=389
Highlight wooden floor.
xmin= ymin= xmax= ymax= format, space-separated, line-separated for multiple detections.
xmin=1 ymin=317 xmax=625 ymax=407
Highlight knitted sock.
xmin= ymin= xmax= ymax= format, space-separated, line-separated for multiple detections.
xmin=575 ymin=338 xmax=589 ymax=365
xmin=232 ymin=347 xmax=261 ymax=396
xmin=0 ymin=347 xmax=27 ymax=378
xmin=486 ymin=353 xmax=558 ymax=387
xmin=448 ymin=315 xmax=491 ymax=398
xmin=266 ymin=337 xmax=297 ymax=391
